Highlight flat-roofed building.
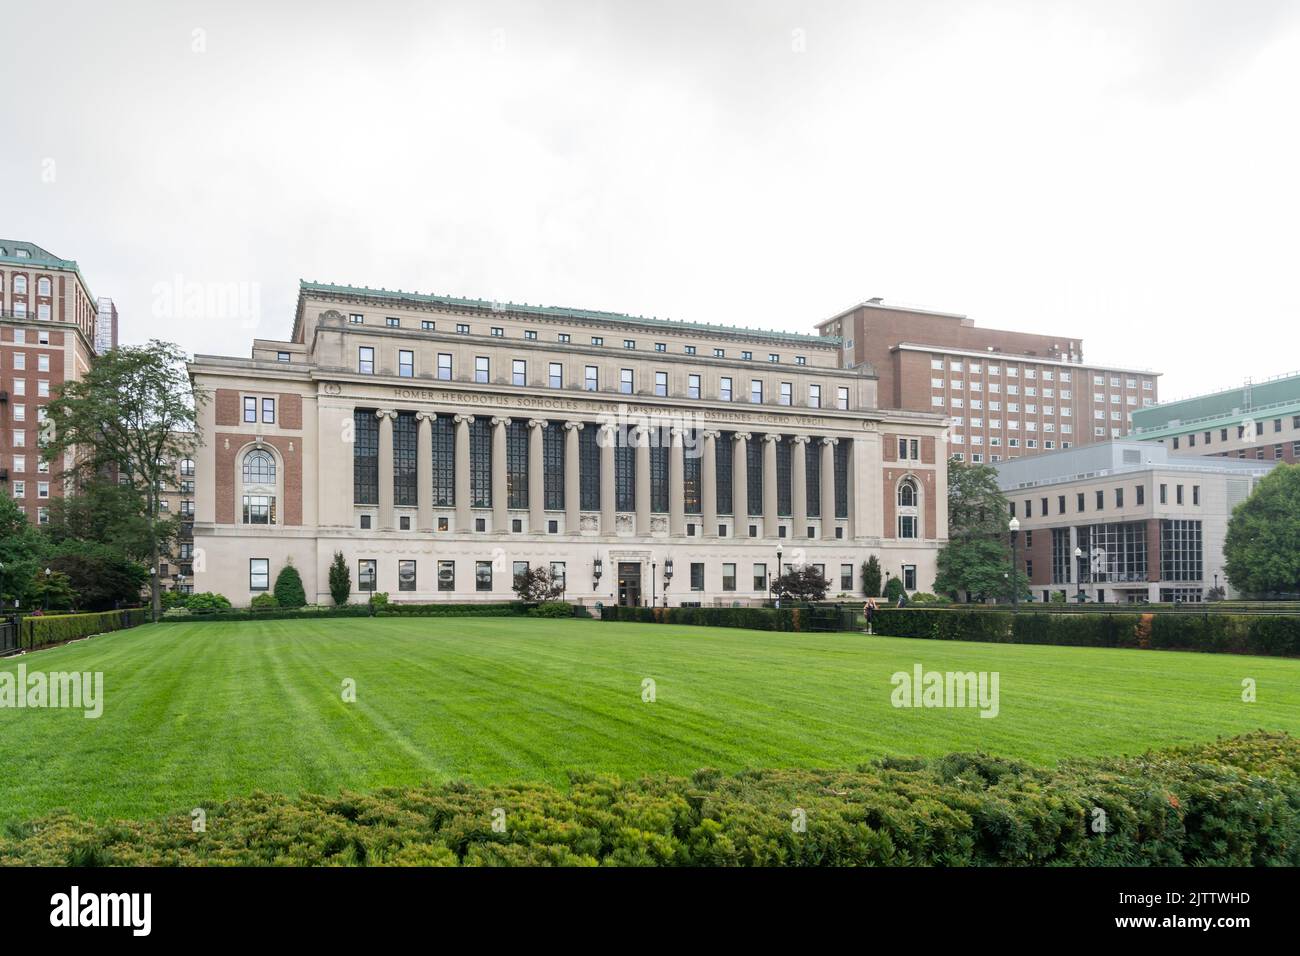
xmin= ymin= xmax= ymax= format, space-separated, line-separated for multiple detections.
xmin=1131 ymin=370 xmax=1300 ymax=465
xmin=817 ymin=299 xmax=1160 ymax=463
xmin=995 ymin=441 xmax=1274 ymax=604
xmin=187 ymin=281 xmax=952 ymax=606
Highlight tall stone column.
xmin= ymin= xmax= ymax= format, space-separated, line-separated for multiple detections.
xmin=564 ymin=421 xmax=583 ymax=532
xmin=454 ymin=414 xmax=473 ymax=531
xmin=528 ymin=419 xmax=546 ymax=531
xmin=732 ymin=432 xmax=750 ymax=528
xmin=668 ymin=427 xmax=686 ymax=537
xmin=599 ymin=423 xmax=616 ymax=534
xmin=491 ymin=416 xmax=509 ymax=532
xmin=701 ymin=430 xmax=718 ymax=537
xmin=820 ymin=437 xmax=837 ymax=540
xmin=762 ymin=433 xmax=780 ymax=539
xmin=376 ymin=409 xmax=396 ymax=531
xmin=634 ymin=425 xmax=651 ymax=536
xmin=791 ymin=435 xmax=808 ymax=539
xmin=415 ymin=412 xmax=433 ymax=532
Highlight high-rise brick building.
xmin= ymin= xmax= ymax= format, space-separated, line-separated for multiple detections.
xmin=817 ymin=299 xmax=1161 ymax=463
xmin=0 ymin=240 xmax=101 ymax=523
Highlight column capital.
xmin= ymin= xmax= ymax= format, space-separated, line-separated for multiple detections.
xmin=491 ymin=416 xmax=511 ymax=427
xmin=790 ymin=435 xmax=811 ymax=445
xmin=527 ymin=418 xmax=548 ymax=430
xmin=375 ymin=409 xmax=398 ymax=421
xmin=415 ymin=411 xmax=435 ymax=422
xmin=669 ymin=426 xmax=686 ymax=443
xmin=632 ymin=423 xmax=652 ymax=444
xmin=732 ymin=431 xmax=751 ymax=442
xmin=701 ymin=429 xmax=721 ymax=441
xmin=454 ymin=413 xmax=475 ymax=425
xmin=821 ymin=436 xmax=839 ymax=446
xmin=763 ymin=433 xmax=782 ymax=443
xmin=564 ymin=420 xmax=585 ymax=432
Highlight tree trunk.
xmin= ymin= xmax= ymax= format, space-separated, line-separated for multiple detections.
xmin=148 ymin=494 xmax=160 ymax=623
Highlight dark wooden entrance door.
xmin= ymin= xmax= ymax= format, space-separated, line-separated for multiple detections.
xmin=617 ymin=562 xmax=642 ymax=607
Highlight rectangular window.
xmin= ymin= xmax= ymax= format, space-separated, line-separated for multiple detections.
xmin=840 ymin=564 xmax=853 ymax=591
xmin=585 ymin=365 xmax=598 ymax=391
xmin=512 ymin=359 xmax=527 ymax=386
xmin=386 ymin=316 xmax=400 ymax=328
xmin=249 ymin=558 xmax=270 ymax=591
xmin=655 ymin=371 xmax=668 ymax=397
xmin=808 ymin=384 xmax=821 ymax=408
xmin=549 ymin=362 xmax=563 ymax=388
xmin=437 ymin=353 xmax=453 ymax=380
xmin=779 ymin=382 xmax=792 ymax=406
xmin=1095 ymin=490 xmax=1104 ymax=510
xmin=437 ymin=560 xmax=455 ymax=591
xmin=687 ymin=374 xmax=700 ymax=399
xmin=720 ymin=377 xmax=733 ymax=402
xmin=358 ymin=346 xmax=374 ymax=374
xmin=398 ymin=350 xmax=414 ymax=377
xmin=475 ymin=356 xmax=490 ymax=383
xmin=475 ymin=561 xmax=493 ymax=592
xmin=750 ymin=379 xmax=763 ymax=404
xmin=722 ymin=563 xmax=736 ymax=591
xmin=690 ymin=562 xmax=704 ymax=591
xmin=243 ymin=396 xmax=257 ymax=422
xmin=753 ymin=563 xmax=767 ymax=592
xmin=398 ymin=560 xmax=416 ymax=592
xmin=837 ymin=386 xmax=849 ymax=410
xmin=1136 ymin=484 xmax=1145 ymax=506
xmin=262 ymin=398 xmax=276 ymax=424
xmin=620 ymin=369 xmax=634 ymax=394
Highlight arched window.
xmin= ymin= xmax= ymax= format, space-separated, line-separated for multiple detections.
xmin=898 ymin=478 xmax=917 ymax=508
xmin=37 ymin=277 xmax=51 ymax=296
xmin=13 ymin=275 xmax=27 ymax=295
xmin=243 ymin=449 xmax=276 ymax=484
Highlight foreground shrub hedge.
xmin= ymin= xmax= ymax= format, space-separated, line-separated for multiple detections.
xmin=18 ymin=609 xmax=149 ymax=652
xmin=873 ymin=609 xmax=1300 ymax=657
xmin=1 ymin=732 xmax=1295 ymax=866
xmin=165 ymin=602 xmax=533 ymax=623
xmin=601 ymin=604 xmax=852 ymax=632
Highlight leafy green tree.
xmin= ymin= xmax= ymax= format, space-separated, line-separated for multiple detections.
xmin=46 ymin=542 xmax=149 ymax=611
xmin=0 ymin=495 xmax=45 ymax=608
xmin=884 ymin=575 xmax=905 ymax=603
xmin=31 ymin=569 xmax=77 ymax=612
xmin=861 ymin=556 xmax=882 ymax=598
xmin=273 ymin=561 xmax=307 ymax=608
xmin=935 ymin=456 xmax=1027 ymax=602
xmin=42 ymin=478 xmax=165 ymax=563
xmin=329 ymin=551 xmax=351 ymax=605
xmin=772 ymin=565 xmax=830 ymax=602
xmin=1224 ymin=463 xmax=1300 ymax=595
xmin=42 ymin=340 xmax=202 ymax=621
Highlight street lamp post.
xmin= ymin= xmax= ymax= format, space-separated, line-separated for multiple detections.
xmin=1008 ymin=518 xmax=1020 ymax=612
xmin=774 ymin=547 xmax=783 ymax=609
xmin=1073 ymin=546 xmax=1084 ymax=603
xmin=43 ymin=567 xmax=53 ymax=613
xmin=593 ymin=557 xmax=603 ymax=594
xmin=663 ymin=558 xmax=673 ymax=608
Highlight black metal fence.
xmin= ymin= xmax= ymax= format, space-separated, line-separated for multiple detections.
xmin=0 ymin=616 xmax=19 ymax=656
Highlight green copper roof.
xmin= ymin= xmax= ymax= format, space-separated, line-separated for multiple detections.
xmin=1131 ymin=371 xmax=1300 ymax=436
xmin=0 ymin=239 xmax=95 ymax=299
xmin=299 ymin=280 xmax=839 ymax=346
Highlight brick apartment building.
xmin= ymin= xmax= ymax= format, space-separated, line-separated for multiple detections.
xmin=1130 ymin=369 xmax=1300 ymax=466
xmin=0 ymin=240 xmax=106 ymax=524
xmin=818 ymin=299 xmax=1161 ymax=463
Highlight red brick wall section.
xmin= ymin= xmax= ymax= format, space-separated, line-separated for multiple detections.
xmin=1025 ymin=529 xmax=1051 ymax=587
xmin=1146 ymin=518 xmax=1161 ymax=583
xmin=882 ymin=436 xmax=897 ymax=462
xmin=215 ymin=389 xmax=239 ymax=426
xmin=215 ymin=433 xmax=303 ymax=526
xmin=279 ymin=394 xmax=303 ymax=430
xmin=921 ymin=436 xmax=936 ymax=464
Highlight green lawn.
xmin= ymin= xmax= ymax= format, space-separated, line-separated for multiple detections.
xmin=2 ymin=617 xmax=1298 ymax=824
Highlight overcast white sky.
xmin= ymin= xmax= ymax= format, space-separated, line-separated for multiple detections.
xmin=4 ymin=0 xmax=1298 ymax=400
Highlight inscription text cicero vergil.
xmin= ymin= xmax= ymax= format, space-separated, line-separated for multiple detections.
xmin=390 ymin=387 xmax=835 ymax=428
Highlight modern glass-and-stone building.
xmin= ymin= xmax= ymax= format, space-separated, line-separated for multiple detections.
xmin=188 ymin=282 xmax=949 ymax=606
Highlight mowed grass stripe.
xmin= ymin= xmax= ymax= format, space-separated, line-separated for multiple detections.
xmin=1 ymin=616 xmax=1297 ymax=823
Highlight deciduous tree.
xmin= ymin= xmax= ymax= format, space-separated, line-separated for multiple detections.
xmin=1224 ymin=463 xmax=1300 ymax=595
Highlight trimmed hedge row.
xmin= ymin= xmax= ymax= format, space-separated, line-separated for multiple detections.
xmin=873 ymin=608 xmax=1300 ymax=657
xmin=600 ymin=604 xmax=851 ymax=632
xmin=162 ymin=602 xmax=535 ymax=623
xmin=18 ymin=609 xmax=149 ymax=652
xmin=2 ymin=731 xmax=1295 ymax=866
